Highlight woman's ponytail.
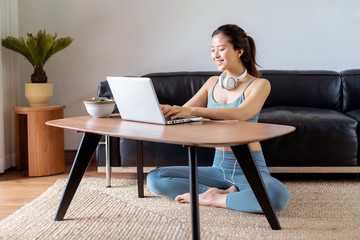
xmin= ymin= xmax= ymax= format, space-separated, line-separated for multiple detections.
xmin=245 ymin=35 xmax=262 ymax=78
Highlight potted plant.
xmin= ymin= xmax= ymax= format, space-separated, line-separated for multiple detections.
xmin=1 ymin=30 xmax=73 ymax=107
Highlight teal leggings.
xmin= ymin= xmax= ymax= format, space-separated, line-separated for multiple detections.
xmin=146 ymin=150 xmax=289 ymax=213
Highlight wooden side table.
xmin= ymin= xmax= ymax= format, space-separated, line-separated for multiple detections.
xmin=13 ymin=105 xmax=65 ymax=176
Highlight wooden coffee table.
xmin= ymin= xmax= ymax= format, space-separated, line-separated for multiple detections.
xmin=46 ymin=116 xmax=295 ymax=239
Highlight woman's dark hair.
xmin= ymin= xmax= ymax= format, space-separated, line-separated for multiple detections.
xmin=212 ymin=24 xmax=261 ymax=77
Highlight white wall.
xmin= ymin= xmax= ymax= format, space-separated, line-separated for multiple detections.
xmin=18 ymin=0 xmax=360 ymax=149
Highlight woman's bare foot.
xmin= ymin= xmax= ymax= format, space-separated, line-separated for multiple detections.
xmin=175 ymin=185 xmax=238 ymax=208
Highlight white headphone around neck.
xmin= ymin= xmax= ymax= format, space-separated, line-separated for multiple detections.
xmin=219 ymin=69 xmax=248 ymax=89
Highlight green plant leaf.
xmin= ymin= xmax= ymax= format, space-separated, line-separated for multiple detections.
xmin=39 ymin=33 xmax=55 ymax=65
xmin=24 ymin=36 xmax=40 ymax=66
xmin=44 ymin=37 xmax=73 ymax=63
xmin=1 ymin=29 xmax=73 ymax=80
xmin=1 ymin=36 xmax=35 ymax=66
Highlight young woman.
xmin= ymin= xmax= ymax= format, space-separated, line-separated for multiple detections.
xmin=146 ymin=24 xmax=289 ymax=213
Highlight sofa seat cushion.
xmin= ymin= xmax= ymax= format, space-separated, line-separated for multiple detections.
xmin=346 ymin=109 xmax=360 ymax=161
xmin=346 ymin=109 xmax=360 ymax=122
xmin=259 ymin=106 xmax=358 ymax=166
xmin=120 ymin=139 xmax=215 ymax=167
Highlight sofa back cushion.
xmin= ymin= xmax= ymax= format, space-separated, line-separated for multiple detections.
xmin=98 ymin=70 xmax=343 ymax=111
xmin=342 ymin=69 xmax=360 ymax=113
xmin=96 ymin=72 xmax=219 ymax=112
xmin=142 ymin=72 xmax=219 ymax=105
xmin=261 ymin=70 xmax=341 ymax=111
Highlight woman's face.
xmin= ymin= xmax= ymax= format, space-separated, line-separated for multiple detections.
xmin=211 ymin=33 xmax=243 ymax=72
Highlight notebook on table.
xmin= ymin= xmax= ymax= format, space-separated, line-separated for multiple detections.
xmin=106 ymin=76 xmax=202 ymax=125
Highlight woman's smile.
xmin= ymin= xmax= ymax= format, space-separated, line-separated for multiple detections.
xmin=215 ymin=59 xmax=224 ymax=66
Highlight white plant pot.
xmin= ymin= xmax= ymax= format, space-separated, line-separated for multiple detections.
xmin=25 ymin=82 xmax=54 ymax=107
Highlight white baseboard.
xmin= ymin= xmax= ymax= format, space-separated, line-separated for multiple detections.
xmin=268 ymin=166 xmax=360 ymax=173
xmin=98 ymin=166 xmax=360 ymax=174
xmin=97 ymin=166 xmax=155 ymax=173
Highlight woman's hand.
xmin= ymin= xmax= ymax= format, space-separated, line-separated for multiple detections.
xmin=160 ymin=104 xmax=192 ymax=119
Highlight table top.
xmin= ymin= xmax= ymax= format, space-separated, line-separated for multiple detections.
xmin=13 ymin=105 xmax=65 ymax=113
xmin=46 ymin=115 xmax=295 ymax=148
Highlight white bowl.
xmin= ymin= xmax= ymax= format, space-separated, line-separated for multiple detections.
xmin=83 ymin=99 xmax=115 ymax=118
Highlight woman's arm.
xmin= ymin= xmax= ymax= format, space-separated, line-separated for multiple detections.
xmin=162 ymin=78 xmax=271 ymax=121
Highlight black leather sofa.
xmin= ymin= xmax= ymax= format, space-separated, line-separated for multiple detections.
xmin=96 ymin=70 xmax=360 ymax=171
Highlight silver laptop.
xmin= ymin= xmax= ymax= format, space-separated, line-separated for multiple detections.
xmin=106 ymin=76 xmax=202 ymax=125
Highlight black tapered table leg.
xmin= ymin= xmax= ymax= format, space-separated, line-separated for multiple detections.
xmin=188 ymin=146 xmax=200 ymax=240
xmin=231 ymin=144 xmax=281 ymax=230
xmin=136 ymin=140 xmax=144 ymax=198
xmin=54 ymin=132 xmax=102 ymax=221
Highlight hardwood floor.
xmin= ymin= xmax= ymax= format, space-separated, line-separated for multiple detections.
xmin=0 ymin=163 xmax=137 ymax=221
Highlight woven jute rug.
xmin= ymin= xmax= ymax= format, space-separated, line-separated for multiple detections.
xmin=1 ymin=178 xmax=360 ymax=240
